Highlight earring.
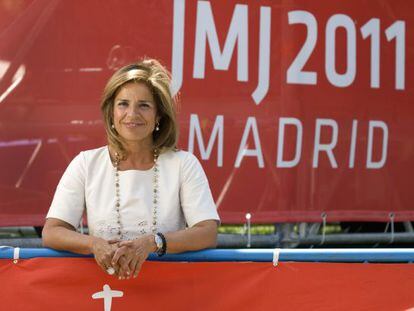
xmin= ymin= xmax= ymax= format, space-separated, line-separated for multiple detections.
xmin=111 ymin=124 xmax=115 ymax=129
xmin=155 ymin=122 xmax=160 ymax=132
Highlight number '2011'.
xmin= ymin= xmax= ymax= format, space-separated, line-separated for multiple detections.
xmin=287 ymin=11 xmax=405 ymax=90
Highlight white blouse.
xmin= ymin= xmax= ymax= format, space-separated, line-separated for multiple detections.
xmin=46 ymin=146 xmax=220 ymax=240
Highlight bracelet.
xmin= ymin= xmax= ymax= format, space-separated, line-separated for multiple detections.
xmin=156 ymin=232 xmax=167 ymax=257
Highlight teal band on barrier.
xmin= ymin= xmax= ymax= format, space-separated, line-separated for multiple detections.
xmin=0 ymin=248 xmax=413 ymax=263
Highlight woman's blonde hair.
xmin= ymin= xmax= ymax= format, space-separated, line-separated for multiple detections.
xmin=101 ymin=58 xmax=178 ymax=158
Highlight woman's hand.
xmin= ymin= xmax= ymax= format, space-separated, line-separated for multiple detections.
xmin=111 ymin=235 xmax=156 ymax=279
xmin=91 ymin=238 xmax=120 ymax=275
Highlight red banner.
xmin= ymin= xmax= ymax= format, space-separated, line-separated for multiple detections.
xmin=0 ymin=1 xmax=413 ymax=225
xmin=0 ymin=258 xmax=413 ymax=310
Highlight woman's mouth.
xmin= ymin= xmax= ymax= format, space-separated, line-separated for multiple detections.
xmin=123 ymin=122 xmax=145 ymax=128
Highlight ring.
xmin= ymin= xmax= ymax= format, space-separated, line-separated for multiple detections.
xmin=106 ymin=267 xmax=115 ymax=275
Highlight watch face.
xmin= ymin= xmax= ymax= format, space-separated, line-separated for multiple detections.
xmin=155 ymin=234 xmax=163 ymax=249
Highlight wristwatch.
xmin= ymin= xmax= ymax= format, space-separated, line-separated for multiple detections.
xmin=154 ymin=233 xmax=163 ymax=253
xmin=153 ymin=232 xmax=167 ymax=256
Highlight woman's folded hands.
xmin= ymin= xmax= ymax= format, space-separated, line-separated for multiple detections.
xmin=92 ymin=235 xmax=156 ymax=280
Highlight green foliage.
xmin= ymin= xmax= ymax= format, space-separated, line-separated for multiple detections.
xmin=218 ymin=224 xmax=275 ymax=235
xmin=218 ymin=223 xmax=343 ymax=235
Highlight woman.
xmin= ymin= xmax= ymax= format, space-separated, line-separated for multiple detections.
xmin=42 ymin=59 xmax=220 ymax=280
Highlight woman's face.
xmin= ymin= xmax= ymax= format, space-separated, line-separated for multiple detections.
xmin=113 ymin=82 xmax=158 ymax=146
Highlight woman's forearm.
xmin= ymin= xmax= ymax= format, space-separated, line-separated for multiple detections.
xmin=43 ymin=219 xmax=218 ymax=255
xmin=163 ymin=220 xmax=218 ymax=254
xmin=42 ymin=221 xmax=100 ymax=255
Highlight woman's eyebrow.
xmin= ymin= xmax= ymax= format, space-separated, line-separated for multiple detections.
xmin=115 ymin=98 xmax=153 ymax=104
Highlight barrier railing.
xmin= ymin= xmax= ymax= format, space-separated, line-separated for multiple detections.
xmin=1 ymin=248 xmax=413 ymax=310
xmin=1 ymin=247 xmax=414 ymax=262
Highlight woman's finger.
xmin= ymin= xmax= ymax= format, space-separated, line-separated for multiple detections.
xmin=118 ymin=240 xmax=133 ymax=247
xmin=133 ymin=258 xmax=145 ymax=278
xmin=111 ymin=246 xmax=128 ymax=266
xmin=129 ymin=255 xmax=137 ymax=274
xmin=132 ymin=259 xmax=140 ymax=278
xmin=127 ymin=251 xmax=141 ymax=278
xmin=94 ymin=257 xmax=107 ymax=273
xmin=108 ymin=239 xmax=120 ymax=245
xmin=95 ymin=255 xmax=118 ymax=276
xmin=118 ymin=256 xmax=131 ymax=279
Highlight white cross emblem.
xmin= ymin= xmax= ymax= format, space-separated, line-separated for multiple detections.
xmin=92 ymin=284 xmax=124 ymax=311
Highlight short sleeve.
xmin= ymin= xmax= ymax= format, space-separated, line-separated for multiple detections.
xmin=46 ymin=152 xmax=86 ymax=228
xmin=180 ymin=152 xmax=220 ymax=228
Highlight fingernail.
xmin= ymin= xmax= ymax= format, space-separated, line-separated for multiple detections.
xmin=126 ymin=271 xmax=130 ymax=275
xmin=118 ymin=276 xmax=121 ymax=280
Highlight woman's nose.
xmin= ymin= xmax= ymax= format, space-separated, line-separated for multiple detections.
xmin=127 ymin=104 xmax=140 ymax=116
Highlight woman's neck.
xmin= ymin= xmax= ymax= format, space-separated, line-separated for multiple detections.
xmin=112 ymin=140 xmax=156 ymax=170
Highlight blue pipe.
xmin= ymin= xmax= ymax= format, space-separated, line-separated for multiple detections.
xmin=0 ymin=247 xmax=413 ymax=263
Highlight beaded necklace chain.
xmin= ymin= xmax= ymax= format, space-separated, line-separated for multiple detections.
xmin=113 ymin=149 xmax=159 ymax=240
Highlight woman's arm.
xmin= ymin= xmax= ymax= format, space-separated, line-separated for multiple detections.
xmin=163 ymin=219 xmax=218 ymax=253
xmin=42 ymin=218 xmax=97 ymax=254
xmin=42 ymin=218 xmax=121 ymax=274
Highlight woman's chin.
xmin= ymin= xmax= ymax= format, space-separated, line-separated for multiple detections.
xmin=121 ymin=135 xmax=153 ymax=145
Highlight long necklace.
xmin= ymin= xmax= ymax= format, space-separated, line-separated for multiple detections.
xmin=113 ymin=149 xmax=159 ymax=240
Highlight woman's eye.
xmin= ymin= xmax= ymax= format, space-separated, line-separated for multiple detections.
xmin=140 ymin=103 xmax=150 ymax=108
xmin=118 ymin=101 xmax=128 ymax=107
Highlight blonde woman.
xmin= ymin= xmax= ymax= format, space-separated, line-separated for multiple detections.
xmin=42 ymin=59 xmax=220 ymax=279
